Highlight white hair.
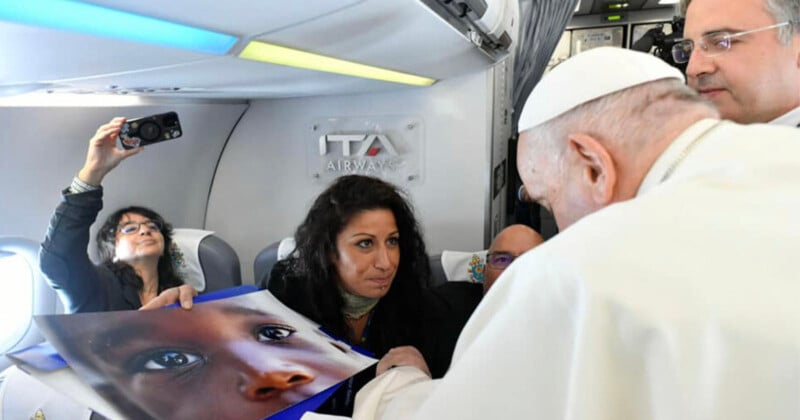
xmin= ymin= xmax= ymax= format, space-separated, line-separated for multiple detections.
xmin=524 ymin=78 xmax=719 ymax=176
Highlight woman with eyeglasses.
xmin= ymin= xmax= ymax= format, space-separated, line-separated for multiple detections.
xmin=40 ymin=118 xmax=193 ymax=314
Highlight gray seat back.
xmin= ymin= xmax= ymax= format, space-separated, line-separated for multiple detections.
xmin=197 ymin=234 xmax=242 ymax=293
xmin=254 ymin=240 xmax=283 ymax=290
xmin=171 ymin=229 xmax=241 ymax=293
xmin=429 ymin=254 xmax=448 ymax=288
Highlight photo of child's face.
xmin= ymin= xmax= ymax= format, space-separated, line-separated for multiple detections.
xmin=36 ymin=291 xmax=374 ymax=420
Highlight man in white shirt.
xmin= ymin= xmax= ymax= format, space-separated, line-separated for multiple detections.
xmin=313 ymin=47 xmax=800 ymax=420
xmin=678 ymin=0 xmax=800 ymax=126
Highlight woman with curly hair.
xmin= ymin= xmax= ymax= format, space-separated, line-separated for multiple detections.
xmin=268 ymin=175 xmax=436 ymax=378
xmin=40 ymin=117 xmax=194 ymax=313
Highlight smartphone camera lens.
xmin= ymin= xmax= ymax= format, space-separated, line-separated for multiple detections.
xmin=139 ymin=121 xmax=161 ymax=141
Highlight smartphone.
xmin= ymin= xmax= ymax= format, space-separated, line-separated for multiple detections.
xmin=119 ymin=111 xmax=183 ymax=149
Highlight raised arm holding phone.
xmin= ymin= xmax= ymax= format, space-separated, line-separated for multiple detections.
xmin=39 ymin=117 xmax=196 ymax=313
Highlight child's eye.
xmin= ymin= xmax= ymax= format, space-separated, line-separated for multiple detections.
xmin=139 ymin=350 xmax=203 ymax=371
xmin=256 ymin=324 xmax=296 ymax=342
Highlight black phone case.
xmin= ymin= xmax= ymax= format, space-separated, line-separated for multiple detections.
xmin=120 ymin=111 xmax=183 ymax=149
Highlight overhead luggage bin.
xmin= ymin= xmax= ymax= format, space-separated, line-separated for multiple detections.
xmin=0 ymin=0 xmax=519 ymax=99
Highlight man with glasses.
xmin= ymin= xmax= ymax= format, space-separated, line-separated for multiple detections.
xmin=415 ymin=224 xmax=544 ymax=379
xmin=483 ymin=224 xmax=543 ymax=294
xmin=677 ymin=0 xmax=800 ymax=125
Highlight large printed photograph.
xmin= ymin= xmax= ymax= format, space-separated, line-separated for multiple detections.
xmin=35 ymin=290 xmax=376 ymax=420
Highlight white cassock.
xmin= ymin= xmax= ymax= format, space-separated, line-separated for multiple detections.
xmin=304 ymin=119 xmax=800 ymax=420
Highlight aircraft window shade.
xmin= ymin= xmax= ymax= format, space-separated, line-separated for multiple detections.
xmin=0 ymin=253 xmax=34 ymax=355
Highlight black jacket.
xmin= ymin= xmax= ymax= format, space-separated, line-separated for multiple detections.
xmin=39 ymin=188 xmax=141 ymax=313
xmin=265 ymin=258 xmax=482 ymax=378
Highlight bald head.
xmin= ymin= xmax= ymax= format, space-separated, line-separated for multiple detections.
xmin=483 ymin=225 xmax=544 ymax=294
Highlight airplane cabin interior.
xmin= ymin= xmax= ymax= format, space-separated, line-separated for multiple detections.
xmin=0 ymin=0 xmax=683 ymax=417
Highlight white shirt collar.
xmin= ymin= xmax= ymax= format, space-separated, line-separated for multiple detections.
xmin=637 ymin=118 xmax=722 ymax=197
xmin=769 ymin=105 xmax=800 ymax=127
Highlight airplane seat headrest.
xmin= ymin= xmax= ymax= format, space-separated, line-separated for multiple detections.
xmin=252 ymin=238 xmax=485 ymax=290
xmin=428 ymin=250 xmax=488 ymax=287
xmin=429 ymin=254 xmax=447 ymax=287
xmin=0 ymin=237 xmax=63 ymax=373
xmin=170 ymin=229 xmax=241 ymax=294
xmin=254 ymin=237 xmax=296 ymax=290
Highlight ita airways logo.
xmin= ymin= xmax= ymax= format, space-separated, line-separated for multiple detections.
xmin=318 ymin=134 xmax=398 ymax=157
xmin=307 ymin=116 xmax=422 ymax=185
xmin=317 ymin=133 xmax=402 ymax=175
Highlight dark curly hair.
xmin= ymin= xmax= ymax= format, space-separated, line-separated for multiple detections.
xmin=96 ymin=206 xmax=183 ymax=295
xmin=281 ymin=175 xmax=431 ymax=356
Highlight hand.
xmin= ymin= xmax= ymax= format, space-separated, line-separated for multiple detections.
xmin=77 ymin=117 xmax=143 ymax=186
xmin=376 ymin=346 xmax=431 ymax=378
xmin=139 ymin=284 xmax=198 ymax=311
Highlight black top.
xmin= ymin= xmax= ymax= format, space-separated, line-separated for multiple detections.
xmin=266 ymin=259 xmax=483 ymax=378
xmin=423 ymin=281 xmax=483 ymax=378
xmin=267 ymin=259 xmax=431 ymax=360
xmin=266 ymin=259 xmax=483 ymax=415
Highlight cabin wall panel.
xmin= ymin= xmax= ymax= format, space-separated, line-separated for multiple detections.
xmin=207 ymin=72 xmax=491 ymax=283
xmin=0 ymin=104 xmax=247 ymax=261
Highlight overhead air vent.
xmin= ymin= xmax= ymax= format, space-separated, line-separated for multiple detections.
xmin=420 ymin=0 xmax=519 ymax=61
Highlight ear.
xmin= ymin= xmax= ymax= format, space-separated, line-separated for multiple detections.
xmin=566 ymin=133 xmax=617 ymax=205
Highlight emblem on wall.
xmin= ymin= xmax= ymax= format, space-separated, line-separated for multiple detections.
xmin=307 ymin=116 xmax=424 ymax=186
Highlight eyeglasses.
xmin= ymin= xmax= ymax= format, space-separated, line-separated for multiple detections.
xmin=671 ymin=21 xmax=792 ymax=64
xmin=486 ymin=252 xmax=518 ymax=270
xmin=117 ymin=220 xmax=162 ymax=235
